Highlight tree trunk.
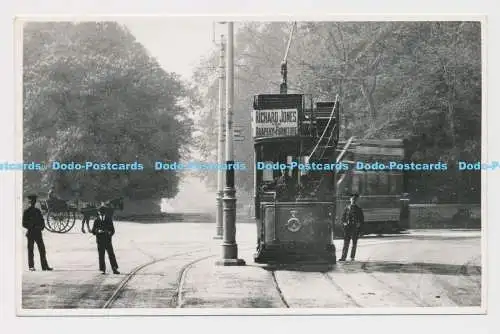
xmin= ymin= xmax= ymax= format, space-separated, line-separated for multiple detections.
xmin=360 ymin=80 xmax=377 ymax=121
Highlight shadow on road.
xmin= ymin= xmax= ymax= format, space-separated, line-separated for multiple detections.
xmin=360 ymin=233 xmax=408 ymax=239
xmin=261 ymin=261 xmax=481 ymax=276
xmin=356 ymin=261 xmax=481 ymax=276
xmin=263 ymin=263 xmax=334 ymax=273
xmin=113 ymin=213 xmax=215 ymax=224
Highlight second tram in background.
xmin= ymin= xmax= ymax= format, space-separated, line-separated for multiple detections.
xmin=334 ymin=138 xmax=410 ymax=237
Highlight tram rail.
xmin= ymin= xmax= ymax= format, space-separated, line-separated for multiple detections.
xmin=102 ymin=247 xmax=214 ymax=308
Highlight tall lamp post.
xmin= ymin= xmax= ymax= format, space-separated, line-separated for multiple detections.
xmin=216 ymin=21 xmax=245 ymax=266
xmin=214 ymin=33 xmax=226 ymax=240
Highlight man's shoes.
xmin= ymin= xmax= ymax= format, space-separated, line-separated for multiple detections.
xmin=29 ymin=267 xmax=35 ymax=271
xmin=112 ymin=269 xmax=120 ymax=274
xmin=42 ymin=267 xmax=53 ymax=271
xmin=338 ymin=258 xmax=346 ymax=262
xmin=101 ymin=270 xmax=106 ymax=274
xmin=350 ymin=258 xmax=355 ymax=261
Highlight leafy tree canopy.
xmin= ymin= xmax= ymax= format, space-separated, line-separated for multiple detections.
xmin=23 ymin=22 xmax=196 ymax=202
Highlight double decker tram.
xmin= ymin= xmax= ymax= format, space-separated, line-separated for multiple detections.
xmin=252 ymin=93 xmax=341 ymax=264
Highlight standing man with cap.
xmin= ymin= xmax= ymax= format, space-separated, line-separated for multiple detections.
xmin=339 ymin=193 xmax=365 ymax=262
xmin=91 ymin=204 xmax=119 ymax=274
xmin=22 ymin=195 xmax=53 ymax=271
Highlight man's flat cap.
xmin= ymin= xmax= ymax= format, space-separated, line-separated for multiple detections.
xmin=27 ymin=194 xmax=38 ymax=200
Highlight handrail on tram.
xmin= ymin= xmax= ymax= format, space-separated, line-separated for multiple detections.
xmin=308 ymin=94 xmax=340 ymax=160
xmin=335 ymin=136 xmax=356 ymax=187
xmin=335 ymin=136 xmax=356 ymax=164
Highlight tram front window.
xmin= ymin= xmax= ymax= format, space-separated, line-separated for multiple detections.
xmin=262 ymin=162 xmax=274 ymax=182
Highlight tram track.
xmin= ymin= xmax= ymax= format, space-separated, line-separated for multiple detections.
xmin=174 ymin=254 xmax=219 ymax=308
xmin=102 ymin=245 xmax=257 ymax=309
xmin=102 ymin=247 xmax=215 ymax=308
xmin=320 ymin=272 xmax=361 ymax=307
xmin=267 ymin=240 xmax=422 ymax=308
xmin=270 ymin=270 xmax=290 ymax=308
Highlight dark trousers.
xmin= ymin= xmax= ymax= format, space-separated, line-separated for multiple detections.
xmin=81 ymin=216 xmax=91 ymax=231
xmin=27 ymin=231 xmax=49 ymax=269
xmin=97 ymin=236 xmax=118 ymax=271
xmin=340 ymin=225 xmax=360 ymax=260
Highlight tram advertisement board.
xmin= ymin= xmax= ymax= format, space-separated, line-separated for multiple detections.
xmin=252 ymin=108 xmax=298 ymax=138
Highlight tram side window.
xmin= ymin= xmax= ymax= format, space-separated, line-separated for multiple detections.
xmin=378 ymin=173 xmax=389 ymax=194
xmin=389 ymin=174 xmax=402 ymax=194
xmin=365 ymin=173 xmax=379 ymax=195
xmin=351 ymin=172 xmax=362 ymax=194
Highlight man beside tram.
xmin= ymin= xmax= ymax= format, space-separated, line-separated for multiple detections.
xmin=339 ymin=193 xmax=365 ymax=262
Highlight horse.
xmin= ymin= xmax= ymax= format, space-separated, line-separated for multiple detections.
xmin=105 ymin=197 xmax=124 ymax=211
xmin=80 ymin=197 xmax=124 ymax=233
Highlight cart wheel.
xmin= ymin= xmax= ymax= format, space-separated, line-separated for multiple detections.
xmin=46 ymin=211 xmax=71 ymax=233
xmin=60 ymin=211 xmax=76 ymax=233
xmin=44 ymin=212 xmax=55 ymax=232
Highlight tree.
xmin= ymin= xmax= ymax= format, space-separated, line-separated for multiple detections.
xmin=191 ymin=21 xmax=482 ymax=204
xmin=23 ymin=21 xmax=195 ymax=202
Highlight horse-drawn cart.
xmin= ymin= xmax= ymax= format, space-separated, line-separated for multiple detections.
xmin=40 ymin=198 xmax=78 ymax=233
xmin=39 ymin=197 xmax=124 ymax=233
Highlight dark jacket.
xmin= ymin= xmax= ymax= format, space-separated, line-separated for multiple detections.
xmin=341 ymin=203 xmax=365 ymax=229
xmin=91 ymin=216 xmax=115 ymax=240
xmin=22 ymin=206 xmax=45 ymax=232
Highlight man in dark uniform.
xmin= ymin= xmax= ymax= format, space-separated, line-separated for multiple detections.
xmin=339 ymin=193 xmax=365 ymax=262
xmin=22 ymin=195 xmax=53 ymax=271
xmin=91 ymin=205 xmax=120 ymax=274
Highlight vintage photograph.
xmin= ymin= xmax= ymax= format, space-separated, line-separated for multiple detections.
xmin=17 ymin=17 xmax=484 ymax=314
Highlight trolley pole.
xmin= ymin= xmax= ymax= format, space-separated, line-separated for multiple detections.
xmin=216 ymin=22 xmax=245 ymax=266
xmin=214 ymin=34 xmax=226 ymax=240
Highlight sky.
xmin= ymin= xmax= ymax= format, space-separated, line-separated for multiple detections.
xmin=117 ymin=17 xmax=230 ymax=210
xmin=119 ymin=17 xmax=228 ymax=81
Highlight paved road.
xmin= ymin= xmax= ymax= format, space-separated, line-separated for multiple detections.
xmin=20 ymin=220 xmax=481 ymax=311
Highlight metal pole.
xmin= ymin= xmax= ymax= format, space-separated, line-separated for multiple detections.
xmin=214 ymin=34 xmax=225 ymax=239
xmin=216 ymin=22 xmax=245 ymax=266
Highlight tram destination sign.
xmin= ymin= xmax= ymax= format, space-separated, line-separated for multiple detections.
xmin=252 ymin=108 xmax=298 ymax=138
